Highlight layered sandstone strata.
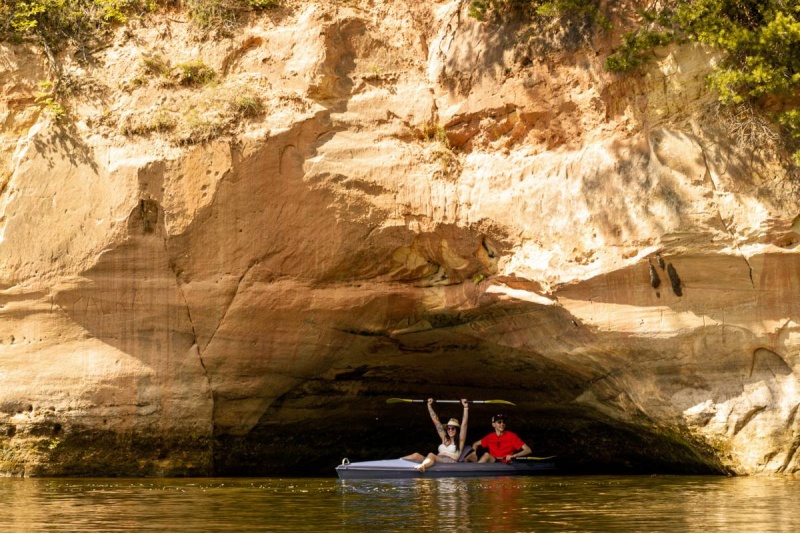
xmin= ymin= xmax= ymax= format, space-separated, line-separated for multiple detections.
xmin=0 ymin=0 xmax=798 ymax=476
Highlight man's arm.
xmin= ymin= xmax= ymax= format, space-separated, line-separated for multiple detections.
xmin=506 ymin=443 xmax=532 ymax=461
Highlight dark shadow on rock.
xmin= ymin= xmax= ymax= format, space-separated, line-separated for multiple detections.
xmin=31 ymin=122 xmax=98 ymax=173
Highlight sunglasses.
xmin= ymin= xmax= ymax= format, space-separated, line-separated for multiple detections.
xmin=446 ymin=426 xmax=458 ymax=431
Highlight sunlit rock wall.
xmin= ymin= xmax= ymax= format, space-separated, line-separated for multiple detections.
xmin=0 ymin=0 xmax=798 ymax=476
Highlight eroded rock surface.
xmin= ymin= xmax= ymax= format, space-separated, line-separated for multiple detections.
xmin=1 ymin=0 xmax=799 ymax=476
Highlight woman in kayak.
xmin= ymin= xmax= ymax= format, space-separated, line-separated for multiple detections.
xmin=402 ymin=398 xmax=469 ymax=472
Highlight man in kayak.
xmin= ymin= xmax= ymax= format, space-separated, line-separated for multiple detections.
xmin=466 ymin=413 xmax=532 ymax=463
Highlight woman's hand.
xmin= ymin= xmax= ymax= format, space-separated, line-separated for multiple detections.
xmin=427 ymin=398 xmax=434 ymax=405
xmin=461 ymin=398 xmax=468 ymax=407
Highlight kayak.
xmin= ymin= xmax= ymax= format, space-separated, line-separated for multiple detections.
xmin=335 ymin=458 xmax=557 ymax=479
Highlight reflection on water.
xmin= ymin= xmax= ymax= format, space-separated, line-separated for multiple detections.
xmin=1 ymin=475 xmax=799 ymax=532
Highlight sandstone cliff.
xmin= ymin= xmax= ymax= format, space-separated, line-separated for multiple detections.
xmin=1 ymin=0 xmax=798 ymax=476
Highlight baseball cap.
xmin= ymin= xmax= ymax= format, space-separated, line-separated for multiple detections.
xmin=492 ymin=413 xmax=506 ymax=422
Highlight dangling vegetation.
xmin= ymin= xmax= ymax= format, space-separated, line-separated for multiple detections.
xmin=606 ymin=0 xmax=800 ymax=163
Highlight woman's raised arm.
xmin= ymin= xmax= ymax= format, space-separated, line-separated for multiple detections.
xmin=427 ymin=398 xmax=446 ymax=442
xmin=458 ymin=398 xmax=469 ymax=451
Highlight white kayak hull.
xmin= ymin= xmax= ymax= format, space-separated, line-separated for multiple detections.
xmin=335 ymin=458 xmax=557 ymax=479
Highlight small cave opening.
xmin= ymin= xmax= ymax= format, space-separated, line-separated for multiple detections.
xmin=212 ymin=357 xmax=727 ymax=478
xmin=207 ymin=289 xmax=730 ymax=478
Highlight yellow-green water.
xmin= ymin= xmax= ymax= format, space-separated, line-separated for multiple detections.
xmin=2 ymin=475 xmax=798 ymax=532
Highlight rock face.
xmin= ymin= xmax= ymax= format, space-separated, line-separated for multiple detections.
xmin=1 ymin=0 xmax=799 ymax=476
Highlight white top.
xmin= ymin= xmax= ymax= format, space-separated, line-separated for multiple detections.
xmin=438 ymin=442 xmax=458 ymax=455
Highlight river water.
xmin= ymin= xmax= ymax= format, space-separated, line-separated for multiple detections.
xmin=1 ymin=474 xmax=799 ymax=532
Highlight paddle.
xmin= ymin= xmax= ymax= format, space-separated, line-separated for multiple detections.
xmin=514 ymin=455 xmax=557 ymax=461
xmin=386 ymin=398 xmax=516 ymax=406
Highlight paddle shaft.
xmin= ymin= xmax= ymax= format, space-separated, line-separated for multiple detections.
xmin=386 ymin=398 xmax=515 ymax=405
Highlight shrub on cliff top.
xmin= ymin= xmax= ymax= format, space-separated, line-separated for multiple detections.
xmin=607 ymin=0 xmax=800 ymax=101
xmin=0 ymin=0 xmax=155 ymax=53
xmin=0 ymin=0 xmax=280 ymax=52
xmin=605 ymin=0 xmax=800 ymax=164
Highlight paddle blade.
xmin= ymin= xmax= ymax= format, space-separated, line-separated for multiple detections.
xmin=386 ymin=398 xmax=415 ymax=404
xmin=483 ymin=399 xmax=516 ymax=406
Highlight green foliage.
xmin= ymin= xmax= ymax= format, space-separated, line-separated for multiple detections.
xmin=34 ymin=80 xmax=66 ymax=120
xmin=184 ymin=0 xmax=279 ymax=31
xmin=184 ymin=0 xmax=237 ymax=30
xmin=177 ymin=109 xmax=227 ymax=145
xmin=0 ymin=0 xmax=279 ymax=49
xmin=120 ymin=82 xmax=265 ymax=143
xmin=415 ymin=121 xmax=450 ymax=147
xmin=671 ymin=0 xmax=800 ymax=104
xmin=534 ymin=0 xmax=607 ymax=27
xmin=469 ymin=0 xmax=555 ymax=22
xmin=778 ymin=109 xmax=800 ymax=164
xmin=130 ymin=54 xmax=221 ymax=90
xmin=778 ymin=109 xmax=800 ymax=138
xmin=246 ymin=0 xmax=277 ymax=8
xmin=468 ymin=0 xmax=603 ymax=24
xmin=468 ymin=0 xmax=498 ymax=21
xmin=469 ymin=0 xmax=609 ymax=55
xmin=606 ymin=0 xmax=800 ymax=163
xmin=140 ymin=54 xmax=171 ymax=77
xmin=175 ymin=59 xmax=216 ymax=86
xmin=230 ymin=91 xmax=265 ymax=118
xmin=605 ymin=29 xmax=673 ymax=72
xmin=467 ymin=0 xmax=487 ymax=21
xmin=120 ymin=106 xmax=176 ymax=135
xmin=0 ymin=0 xmax=156 ymax=51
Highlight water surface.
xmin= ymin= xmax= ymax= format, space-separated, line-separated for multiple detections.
xmin=1 ymin=475 xmax=798 ymax=532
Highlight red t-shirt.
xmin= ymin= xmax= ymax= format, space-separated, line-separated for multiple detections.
xmin=480 ymin=431 xmax=525 ymax=460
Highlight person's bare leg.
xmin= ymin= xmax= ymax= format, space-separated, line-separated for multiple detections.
xmin=478 ymin=452 xmax=495 ymax=463
xmin=415 ymin=453 xmax=436 ymax=472
xmin=403 ymin=453 xmax=425 ymax=462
